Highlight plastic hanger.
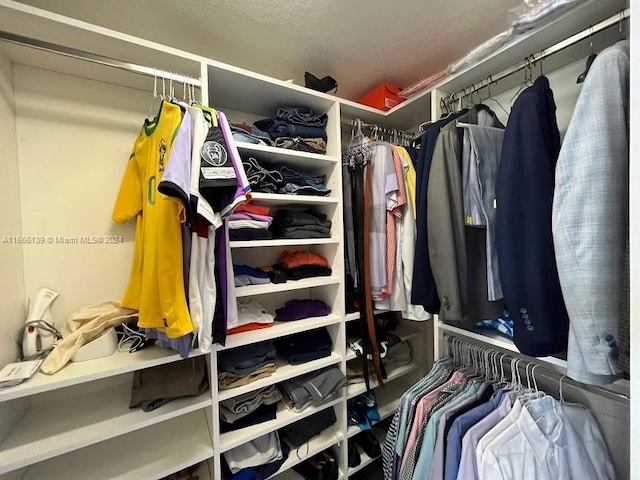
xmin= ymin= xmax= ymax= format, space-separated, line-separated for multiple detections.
xmin=577 ymin=27 xmax=596 ymax=84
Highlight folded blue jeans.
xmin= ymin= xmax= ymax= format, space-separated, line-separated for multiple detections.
xmin=276 ymin=106 xmax=328 ymax=127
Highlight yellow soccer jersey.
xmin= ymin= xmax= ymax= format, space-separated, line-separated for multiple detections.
xmin=112 ymin=101 xmax=193 ymax=338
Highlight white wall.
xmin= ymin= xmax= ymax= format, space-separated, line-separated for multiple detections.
xmin=0 ymin=53 xmax=25 ymax=368
xmin=13 ymin=65 xmax=151 ymax=324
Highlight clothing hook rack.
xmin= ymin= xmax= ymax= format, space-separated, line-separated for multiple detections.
xmin=446 ymin=8 xmax=629 ymax=105
xmin=0 ymin=30 xmax=202 ymax=87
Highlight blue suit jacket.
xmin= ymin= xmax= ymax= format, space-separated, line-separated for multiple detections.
xmin=495 ymin=76 xmax=569 ymax=356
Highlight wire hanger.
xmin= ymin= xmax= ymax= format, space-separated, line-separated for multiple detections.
xmin=577 ymin=26 xmax=597 ymax=84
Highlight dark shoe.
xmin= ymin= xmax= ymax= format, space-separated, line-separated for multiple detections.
xmin=319 ymin=451 xmax=338 ymax=480
xmin=293 ymin=457 xmax=325 ymax=480
xmin=354 ymin=430 xmax=381 ymax=459
xmin=348 ymin=440 xmax=361 ymax=468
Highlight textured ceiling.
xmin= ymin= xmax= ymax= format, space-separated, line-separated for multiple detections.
xmin=17 ymin=0 xmax=522 ymax=101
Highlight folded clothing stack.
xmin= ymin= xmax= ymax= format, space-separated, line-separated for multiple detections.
xmin=220 ymin=385 xmax=282 ymax=433
xmin=222 ymin=431 xmax=289 ymax=479
xmin=229 ymin=203 xmax=273 ymax=241
xmin=218 ymin=341 xmax=277 ymax=390
xmin=270 ymin=208 xmax=332 ymax=239
xmin=129 ymin=357 xmax=209 ymax=412
xmin=275 ymin=327 xmax=333 ymax=364
xmin=272 ymin=249 xmax=332 ymax=281
xmin=227 ymin=298 xmax=274 ymax=335
xmin=280 ymin=366 xmax=346 ymax=412
xmin=230 ymin=122 xmax=275 ymax=146
xmin=254 ymin=106 xmax=328 ymax=154
xmin=275 ymin=299 xmax=331 ymax=321
xmin=242 ymin=157 xmax=331 ymax=197
xmin=281 ymin=408 xmax=337 ymax=448
xmin=346 ymin=341 xmax=412 ymax=384
xmin=233 ymin=264 xmax=270 ymax=287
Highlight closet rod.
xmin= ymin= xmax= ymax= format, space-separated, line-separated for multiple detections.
xmin=442 ymin=332 xmax=630 ymax=403
xmin=0 ymin=30 xmax=201 ymax=87
xmin=451 ymin=8 xmax=629 ymax=101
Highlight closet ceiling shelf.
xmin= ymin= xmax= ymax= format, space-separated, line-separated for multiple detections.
xmin=267 ymin=425 xmax=344 ymax=480
xmin=346 ymin=324 xmax=421 ymax=362
xmin=217 ymin=353 xmax=342 ymax=402
xmin=230 ymin=238 xmax=339 ymax=249
xmin=19 ymin=410 xmax=213 ymax=480
xmin=346 ymin=427 xmax=387 ymax=477
xmin=437 ymin=321 xmax=568 ymax=369
xmin=346 ymin=364 xmax=419 ymax=400
xmin=219 ymin=395 xmax=343 ymax=453
xmin=0 ymin=383 xmax=211 ymax=475
xmin=234 ymin=276 xmax=340 ymax=298
xmin=217 ymin=314 xmax=341 ymax=351
xmin=0 ymin=347 xmax=204 ymax=403
xmin=249 ymin=192 xmax=339 ymax=206
xmin=235 ymin=142 xmax=339 ymax=166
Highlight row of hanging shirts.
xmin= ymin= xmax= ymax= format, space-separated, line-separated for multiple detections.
xmin=381 ymin=336 xmax=616 ymax=480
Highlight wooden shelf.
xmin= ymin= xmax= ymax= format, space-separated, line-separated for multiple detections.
xmin=220 ymin=396 xmax=343 ymax=453
xmin=236 ymin=142 xmax=339 ymax=166
xmin=268 ymin=425 xmax=343 ymax=479
xmin=0 ymin=347 xmax=204 ymax=402
xmin=235 ymin=276 xmax=340 ymax=297
xmin=21 ymin=410 xmax=213 ymax=480
xmin=347 ymin=363 xmax=418 ymax=400
xmin=0 ymin=383 xmax=211 ymax=475
xmin=218 ymin=314 xmax=341 ymax=351
xmin=249 ymin=192 xmax=339 ymax=206
xmin=218 ymin=353 xmax=342 ymax=402
xmin=438 ymin=322 xmax=568 ymax=369
xmin=230 ymin=238 xmax=339 ymax=248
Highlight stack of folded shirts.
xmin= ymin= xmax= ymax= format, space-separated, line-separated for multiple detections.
xmin=270 ymin=209 xmax=332 ymax=239
xmin=280 ymin=366 xmax=346 ymax=412
xmin=275 ymin=299 xmax=331 ymax=321
xmin=219 ymin=385 xmax=282 ymax=433
xmin=223 ymin=431 xmax=287 ymax=478
xmin=275 ymin=327 xmax=333 ymax=364
xmin=230 ymin=122 xmax=275 ymax=146
xmin=274 ymin=250 xmax=332 ymax=280
xmin=227 ymin=298 xmax=274 ymax=336
xmin=233 ymin=264 xmax=271 ymax=287
xmin=228 ymin=210 xmax=274 ymax=241
xmin=253 ymin=106 xmax=328 ymax=154
xmin=218 ymin=341 xmax=277 ymax=390
xmin=242 ymin=157 xmax=331 ymax=197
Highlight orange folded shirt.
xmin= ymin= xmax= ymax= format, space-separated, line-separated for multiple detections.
xmin=235 ymin=203 xmax=271 ymax=216
xmin=227 ymin=323 xmax=273 ymax=335
xmin=277 ymin=250 xmax=329 ymax=269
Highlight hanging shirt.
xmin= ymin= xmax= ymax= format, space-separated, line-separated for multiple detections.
xmin=112 ymin=101 xmax=193 ymax=338
xmin=479 ymin=398 xmax=615 ymax=480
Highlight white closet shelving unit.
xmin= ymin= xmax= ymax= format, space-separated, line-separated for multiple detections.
xmin=0 ymin=0 xmax=634 ymax=479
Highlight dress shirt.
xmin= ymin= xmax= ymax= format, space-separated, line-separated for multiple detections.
xmin=424 ymin=382 xmax=492 ymax=480
xmin=479 ymin=397 xmax=615 ymax=480
xmin=453 ymin=393 xmax=512 ymax=480
xmin=402 ymin=371 xmax=467 ymax=469
xmin=552 ymin=41 xmax=629 ymax=385
xmin=476 ymin=398 xmax=523 ymax=468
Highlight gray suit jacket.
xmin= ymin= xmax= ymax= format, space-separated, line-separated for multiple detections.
xmin=427 ymin=106 xmax=503 ymax=322
xmin=552 ymin=41 xmax=629 ymax=385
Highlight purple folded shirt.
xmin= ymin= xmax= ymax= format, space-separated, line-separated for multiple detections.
xmin=275 ymin=299 xmax=331 ymax=321
xmin=228 ymin=212 xmax=273 ymax=224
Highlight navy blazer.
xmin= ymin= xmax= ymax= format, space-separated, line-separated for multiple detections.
xmin=495 ymin=76 xmax=569 ymax=357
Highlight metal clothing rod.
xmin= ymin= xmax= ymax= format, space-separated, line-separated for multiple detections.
xmin=452 ymin=8 xmax=629 ymax=101
xmin=0 ymin=30 xmax=201 ymax=87
xmin=442 ymin=332 xmax=630 ymax=403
